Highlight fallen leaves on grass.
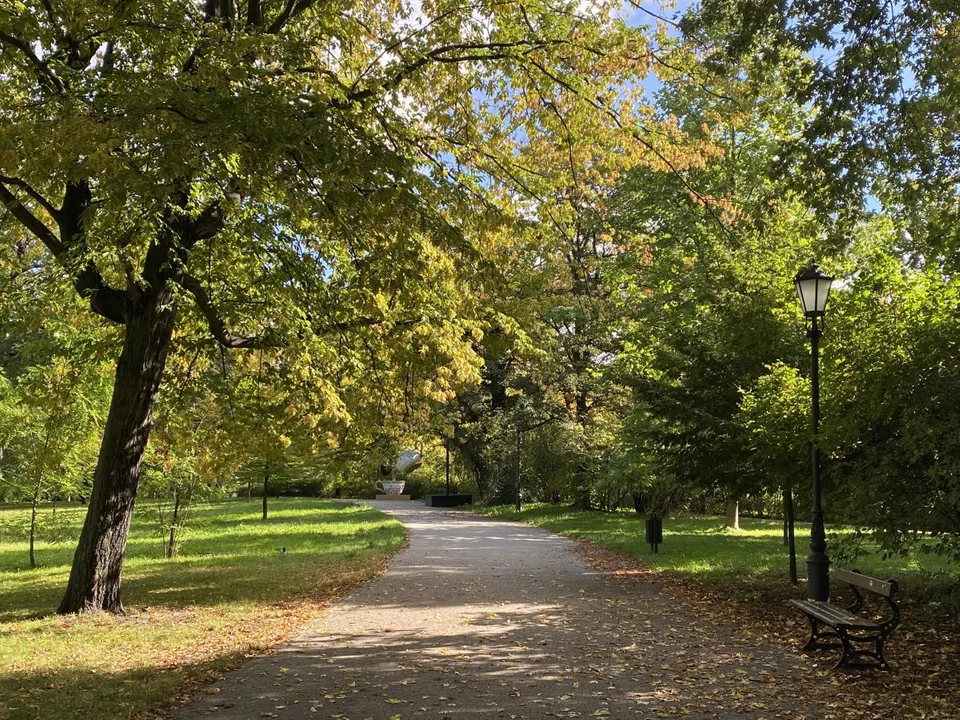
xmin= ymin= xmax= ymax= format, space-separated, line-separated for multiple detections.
xmin=571 ymin=538 xmax=960 ymax=719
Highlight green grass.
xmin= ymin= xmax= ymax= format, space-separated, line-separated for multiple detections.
xmin=471 ymin=504 xmax=959 ymax=608
xmin=0 ymin=498 xmax=405 ymax=720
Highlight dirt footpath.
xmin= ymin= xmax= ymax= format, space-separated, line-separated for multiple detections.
xmin=173 ymin=502 xmax=857 ymax=719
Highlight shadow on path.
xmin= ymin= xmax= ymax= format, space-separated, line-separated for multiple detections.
xmin=173 ymin=502 xmax=841 ymax=719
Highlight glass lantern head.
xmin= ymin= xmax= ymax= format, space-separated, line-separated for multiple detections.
xmin=794 ymin=264 xmax=834 ymax=318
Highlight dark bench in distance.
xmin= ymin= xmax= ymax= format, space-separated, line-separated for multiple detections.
xmin=790 ymin=569 xmax=900 ymax=669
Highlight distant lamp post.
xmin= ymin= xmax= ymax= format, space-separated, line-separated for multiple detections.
xmin=794 ymin=263 xmax=834 ymax=602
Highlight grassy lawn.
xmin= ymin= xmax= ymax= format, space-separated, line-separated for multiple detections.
xmin=0 ymin=498 xmax=405 ymax=720
xmin=471 ymin=504 xmax=960 ymax=611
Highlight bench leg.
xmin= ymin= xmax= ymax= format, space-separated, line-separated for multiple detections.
xmin=801 ymin=615 xmax=842 ymax=652
xmin=875 ymin=634 xmax=891 ymax=670
xmin=832 ymin=629 xmax=853 ymax=670
xmin=801 ymin=615 xmax=819 ymax=650
xmin=831 ymin=632 xmax=894 ymax=670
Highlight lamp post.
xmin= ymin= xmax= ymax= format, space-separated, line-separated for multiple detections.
xmin=794 ymin=263 xmax=834 ymax=602
xmin=515 ymin=422 xmax=522 ymax=513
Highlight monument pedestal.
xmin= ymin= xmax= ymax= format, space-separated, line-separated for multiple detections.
xmin=425 ymin=494 xmax=472 ymax=507
xmin=376 ymin=494 xmax=411 ymax=501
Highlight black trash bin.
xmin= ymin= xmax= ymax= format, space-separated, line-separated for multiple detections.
xmin=645 ymin=512 xmax=663 ymax=553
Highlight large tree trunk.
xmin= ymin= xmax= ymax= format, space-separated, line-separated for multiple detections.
xmin=725 ymin=500 xmax=739 ymax=530
xmin=58 ymin=291 xmax=177 ymax=614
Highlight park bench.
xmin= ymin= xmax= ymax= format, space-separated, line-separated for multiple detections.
xmin=790 ymin=569 xmax=900 ymax=670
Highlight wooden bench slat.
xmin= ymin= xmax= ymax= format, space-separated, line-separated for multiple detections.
xmin=790 ymin=599 xmax=880 ymax=630
xmin=833 ymin=569 xmax=897 ymax=597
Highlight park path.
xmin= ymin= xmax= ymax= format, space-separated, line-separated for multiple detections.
xmin=174 ymin=502 xmax=843 ymax=719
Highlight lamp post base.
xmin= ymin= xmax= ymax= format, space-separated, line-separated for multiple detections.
xmin=806 ymin=555 xmax=831 ymax=601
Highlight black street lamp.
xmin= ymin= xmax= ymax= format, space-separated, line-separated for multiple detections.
xmin=794 ymin=263 xmax=834 ymax=602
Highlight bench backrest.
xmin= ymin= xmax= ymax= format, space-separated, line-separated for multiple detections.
xmin=834 ymin=568 xmax=897 ymax=597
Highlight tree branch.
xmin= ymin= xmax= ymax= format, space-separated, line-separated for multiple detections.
xmin=175 ymin=271 xmax=267 ymax=348
xmin=1 ymin=180 xmax=128 ymax=323
xmin=0 ymin=175 xmax=61 ymax=221
xmin=179 ymin=199 xmax=226 ymax=250
xmin=163 ymin=196 xmax=226 ymax=252
xmin=0 ymin=29 xmax=65 ymax=94
xmin=342 ymin=39 xmax=565 ymax=106
xmin=75 ymin=263 xmax=128 ymax=324
xmin=266 ymin=0 xmax=317 ymax=33
xmin=0 ymin=182 xmax=63 ymax=252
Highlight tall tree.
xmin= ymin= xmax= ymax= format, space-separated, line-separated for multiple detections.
xmin=688 ymin=0 xmax=960 ymax=266
xmin=1 ymin=0 xmax=691 ymax=612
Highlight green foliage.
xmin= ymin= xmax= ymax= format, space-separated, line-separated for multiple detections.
xmin=690 ymin=0 xmax=960 ymax=268
xmin=738 ymin=362 xmax=809 ymax=491
xmin=820 ymin=230 xmax=960 ymax=560
xmin=607 ymin=73 xmax=818 ymax=508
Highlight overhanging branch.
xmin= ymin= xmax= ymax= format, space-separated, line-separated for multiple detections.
xmin=0 ymin=175 xmax=61 ymax=221
xmin=0 ymin=182 xmax=62 ymax=252
xmin=342 ymin=39 xmax=566 ymax=106
xmin=1 ymin=180 xmax=127 ymax=323
xmin=0 ymin=28 xmax=65 ymax=94
xmin=175 ymin=271 xmax=268 ymax=348
xmin=266 ymin=0 xmax=317 ymax=33
xmin=75 ymin=263 xmax=128 ymax=324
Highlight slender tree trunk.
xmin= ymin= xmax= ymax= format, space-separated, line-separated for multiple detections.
xmin=725 ymin=500 xmax=739 ymax=530
xmin=156 ymin=499 xmax=166 ymax=555
xmin=166 ymin=486 xmax=181 ymax=559
xmin=262 ymin=459 xmax=270 ymax=521
xmin=514 ymin=425 xmax=521 ymax=512
xmin=445 ymin=439 xmax=451 ymax=496
xmin=58 ymin=290 xmax=177 ymax=614
xmin=572 ymin=376 xmax=592 ymax=509
xmin=29 ymin=481 xmax=40 ymax=569
xmin=30 ymin=422 xmax=54 ymax=569
xmin=785 ymin=483 xmax=797 ymax=585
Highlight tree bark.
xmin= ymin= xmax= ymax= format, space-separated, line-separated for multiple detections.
xmin=58 ymin=290 xmax=177 ymax=614
xmin=572 ymin=360 xmax=592 ymax=510
xmin=725 ymin=500 xmax=739 ymax=530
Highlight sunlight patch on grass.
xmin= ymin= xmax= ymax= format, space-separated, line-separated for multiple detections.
xmin=468 ymin=503 xmax=959 ymax=593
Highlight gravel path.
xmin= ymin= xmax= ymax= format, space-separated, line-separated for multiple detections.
xmin=174 ymin=502 xmax=844 ymax=719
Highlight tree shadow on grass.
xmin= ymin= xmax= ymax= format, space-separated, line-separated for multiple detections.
xmin=0 ymin=652 xmax=245 ymax=720
xmin=174 ymin=502 xmax=390 ymax=531
xmin=0 ymin=540 xmax=396 ymax=622
xmin=0 ymin=501 xmax=404 ymax=620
